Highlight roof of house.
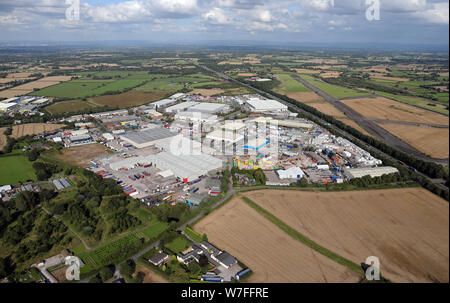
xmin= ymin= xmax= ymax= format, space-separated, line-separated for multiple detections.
xmin=149 ymin=252 xmax=169 ymax=264
xmin=215 ymin=251 xmax=237 ymax=267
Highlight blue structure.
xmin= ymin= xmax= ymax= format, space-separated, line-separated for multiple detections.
xmin=243 ymin=140 xmax=270 ymax=151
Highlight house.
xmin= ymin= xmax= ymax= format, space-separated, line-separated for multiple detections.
xmin=177 ymin=244 xmax=205 ymax=265
xmin=149 ymin=251 xmax=170 ymax=267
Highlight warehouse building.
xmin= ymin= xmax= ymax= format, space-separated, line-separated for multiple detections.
xmin=0 ymin=102 xmax=18 ymax=112
xmin=120 ymin=128 xmax=176 ymax=149
xmin=277 ymin=167 xmax=305 ymax=179
xmin=245 ymin=98 xmax=288 ymax=113
xmin=69 ymin=134 xmax=92 ymax=145
xmin=165 ymin=101 xmax=199 ymax=113
xmin=149 ymin=98 xmax=179 ymax=110
xmin=155 ymin=135 xmax=202 ymax=155
xmin=149 ymin=152 xmax=224 ymax=182
xmin=206 ymin=129 xmax=244 ymax=144
xmin=344 ymin=166 xmax=399 ymax=179
xmin=186 ymin=102 xmax=230 ymax=114
xmin=174 ymin=112 xmax=218 ymax=124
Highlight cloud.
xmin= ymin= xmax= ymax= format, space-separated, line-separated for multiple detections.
xmin=412 ymin=2 xmax=449 ymax=24
xmin=84 ymin=1 xmax=152 ymax=23
xmin=202 ymin=7 xmax=232 ymax=24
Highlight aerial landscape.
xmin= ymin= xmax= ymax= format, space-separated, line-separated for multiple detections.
xmin=0 ymin=0 xmax=448 ymax=289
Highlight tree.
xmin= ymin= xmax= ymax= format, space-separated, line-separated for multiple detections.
xmin=120 ymin=260 xmax=136 ymax=277
xmin=89 ymin=274 xmax=102 ymax=283
xmin=99 ymin=265 xmax=114 ymax=282
xmin=198 ymin=254 xmax=209 ymax=268
xmin=187 ymin=261 xmax=201 ymax=275
xmin=202 ymin=233 xmax=208 ymax=242
xmin=0 ymin=257 xmax=14 ymax=278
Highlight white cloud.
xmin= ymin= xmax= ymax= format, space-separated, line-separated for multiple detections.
xmin=84 ymin=1 xmax=152 ymax=23
xmin=412 ymin=2 xmax=449 ymax=24
xmin=202 ymin=7 xmax=232 ymax=24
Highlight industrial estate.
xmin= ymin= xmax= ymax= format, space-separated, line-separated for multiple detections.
xmin=0 ymin=46 xmax=448 ymax=285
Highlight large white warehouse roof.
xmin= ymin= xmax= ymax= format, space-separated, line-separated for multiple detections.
xmin=246 ymin=98 xmax=288 ymax=112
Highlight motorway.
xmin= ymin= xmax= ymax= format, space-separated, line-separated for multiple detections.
xmin=193 ymin=63 xmax=448 ymax=191
xmin=290 ymin=74 xmax=449 ymax=165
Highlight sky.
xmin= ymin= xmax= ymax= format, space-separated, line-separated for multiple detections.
xmin=0 ymin=0 xmax=448 ymax=47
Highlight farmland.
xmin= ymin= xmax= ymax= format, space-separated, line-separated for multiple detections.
xmin=275 ymin=74 xmax=310 ymax=93
xmin=376 ymin=91 xmax=449 ymax=115
xmin=11 ymin=123 xmax=66 ymax=139
xmin=0 ymin=154 xmax=36 ymax=185
xmin=377 ymin=123 xmax=449 ymax=159
xmin=341 ymin=97 xmax=449 ymax=125
xmin=0 ymin=76 xmax=72 ymax=98
xmin=0 ymin=127 xmax=6 ymax=151
xmin=89 ymin=90 xmax=172 ymax=108
xmin=194 ymin=196 xmax=361 ymax=283
xmin=243 ymin=188 xmax=449 ymax=283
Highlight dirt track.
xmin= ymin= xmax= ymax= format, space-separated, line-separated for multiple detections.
xmin=243 ymin=188 xmax=449 ymax=283
xmin=194 ymin=196 xmax=361 ymax=283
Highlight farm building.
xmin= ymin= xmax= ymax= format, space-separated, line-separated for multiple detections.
xmin=344 ymin=166 xmax=399 ymax=179
xmin=277 ymin=167 xmax=305 ymax=179
xmin=52 ymin=178 xmax=71 ymax=190
xmin=0 ymin=102 xmax=18 ymax=112
xmin=245 ymin=98 xmax=288 ymax=113
xmin=119 ymin=128 xmax=176 ymax=149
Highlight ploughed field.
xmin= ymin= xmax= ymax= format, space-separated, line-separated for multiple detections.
xmin=243 ymin=188 xmax=449 ymax=283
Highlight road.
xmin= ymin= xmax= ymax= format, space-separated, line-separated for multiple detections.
xmin=193 ymin=62 xmax=448 ymax=191
xmin=290 ymin=74 xmax=449 ymax=165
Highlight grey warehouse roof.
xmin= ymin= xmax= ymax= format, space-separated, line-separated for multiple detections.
xmin=215 ymin=251 xmax=237 ymax=267
xmin=121 ymin=128 xmax=174 ymax=145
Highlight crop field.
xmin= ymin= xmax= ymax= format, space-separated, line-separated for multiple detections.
xmin=11 ymin=123 xmax=66 ymax=139
xmin=301 ymin=74 xmax=368 ymax=99
xmin=341 ymin=97 xmax=449 ymax=125
xmin=45 ymin=100 xmax=98 ymax=115
xmin=243 ymin=188 xmax=449 ymax=283
xmin=52 ymin=144 xmax=112 ymax=167
xmin=134 ymin=266 xmax=168 ymax=283
xmin=80 ymin=234 xmax=141 ymax=269
xmin=194 ymin=196 xmax=361 ymax=283
xmin=377 ymin=123 xmax=449 ymax=159
xmin=0 ymin=154 xmax=36 ymax=185
xmin=89 ymin=90 xmax=171 ymax=108
xmin=0 ymin=76 xmax=72 ymax=98
xmin=189 ymin=88 xmax=225 ymax=96
xmin=376 ymin=91 xmax=449 ymax=115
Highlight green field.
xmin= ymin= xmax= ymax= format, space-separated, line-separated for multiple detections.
xmin=136 ymin=75 xmax=216 ymax=91
xmin=301 ymin=74 xmax=368 ymax=99
xmin=140 ymin=221 xmax=169 ymax=240
xmin=275 ymin=74 xmax=310 ymax=93
xmin=376 ymin=91 xmax=449 ymax=115
xmin=183 ymin=227 xmax=203 ymax=242
xmin=0 ymin=155 xmax=36 ymax=185
xmin=165 ymin=236 xmax=191 ymax=254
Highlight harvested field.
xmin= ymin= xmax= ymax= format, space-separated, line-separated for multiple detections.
xmin=11 ymin=123 xmax=66 ymax=139
xmin=218 ymin=61 xmax=243 ymax=65
xmin=342 ymin=97 xmax=449 ymax=125
xmin=189 ymin=88 xmax=225 ymax=96
xmin=53 ymin=144 xmax=112 ymax=167
xmin=237 ymin=73 xmax=256 ymax=77
xmin=89 ymin=90 xmax=172 ymax=108
xmin=0 ymin=128 xmax=6 ymax=151
xmin=0 ymin=76 xmax=72 ymax=98
xmin=371 ymin=76 xmax=410 ymax=82
xmin=309 ymin=102 xmax=344 ymax=116
xmin=134 ymin=266 xmax=168 ymax=283
xmin=243 ymin=188 xmax=449 ymax=283
xmin=7 ymin=72 xmax=33 ymax=78
xmin=194 ymin=196 xmax=361 ymax=283
xmin=320 ymin=71 xmax=342 ymax=78
xmin=377 ymin=123 xmax=449 ymax=159
xmin=336 ymin=117 xmax=373 ymax=137
xmin=294 ymin=69 xmax=320 ymax=74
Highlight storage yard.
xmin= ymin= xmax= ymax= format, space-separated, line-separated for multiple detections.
xmin=193 ymin=196 xmax=362 ymax=283
xmin=243 ymin=188 xmax=449 ymax=283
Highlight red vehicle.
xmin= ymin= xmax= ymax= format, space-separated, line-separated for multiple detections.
xmin=143 ymin=172 xmax=150 ymax=176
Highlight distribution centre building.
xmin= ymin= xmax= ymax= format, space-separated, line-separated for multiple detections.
xmin=344 ymin=166 xmax=399 ymax=179
xmin=120 ymin=128 xmax=176 ymax=149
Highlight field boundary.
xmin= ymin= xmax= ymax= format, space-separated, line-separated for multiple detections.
xmin=240 ymin=196 xmax=364 ymax=277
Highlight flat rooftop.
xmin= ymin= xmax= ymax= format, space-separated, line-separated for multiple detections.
xmin=120 ymin=128 xmax=175 ymax=145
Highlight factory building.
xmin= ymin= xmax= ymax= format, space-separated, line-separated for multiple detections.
xmin=0 ymin=102 xmax=18 ymax=112
xmin=206 ymin=129 xmax=244 ymax=144
xmin=149 ymin=98 xmax=180 ymax=110
xmin=174 ymin=112 xmax=218 ymax=124
xmin=155 ymin=135 xmax=202 ymax=155
xmin=186 ymin=102 xmax=230 ymax=114
xmin=344 ymin=166 xmax=399 ymax=179
xmin=277 ymin=167 xmax=305 ymax=179
xmin=69 ymin=134 xmax=92 ymax=144
xmin=245 ymin=98 xmax=288 ymax=113
xmin=165 ymin=101 xmax=200 ymax=113
xmin=119 ymin=128 xmax=176 ymax=149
